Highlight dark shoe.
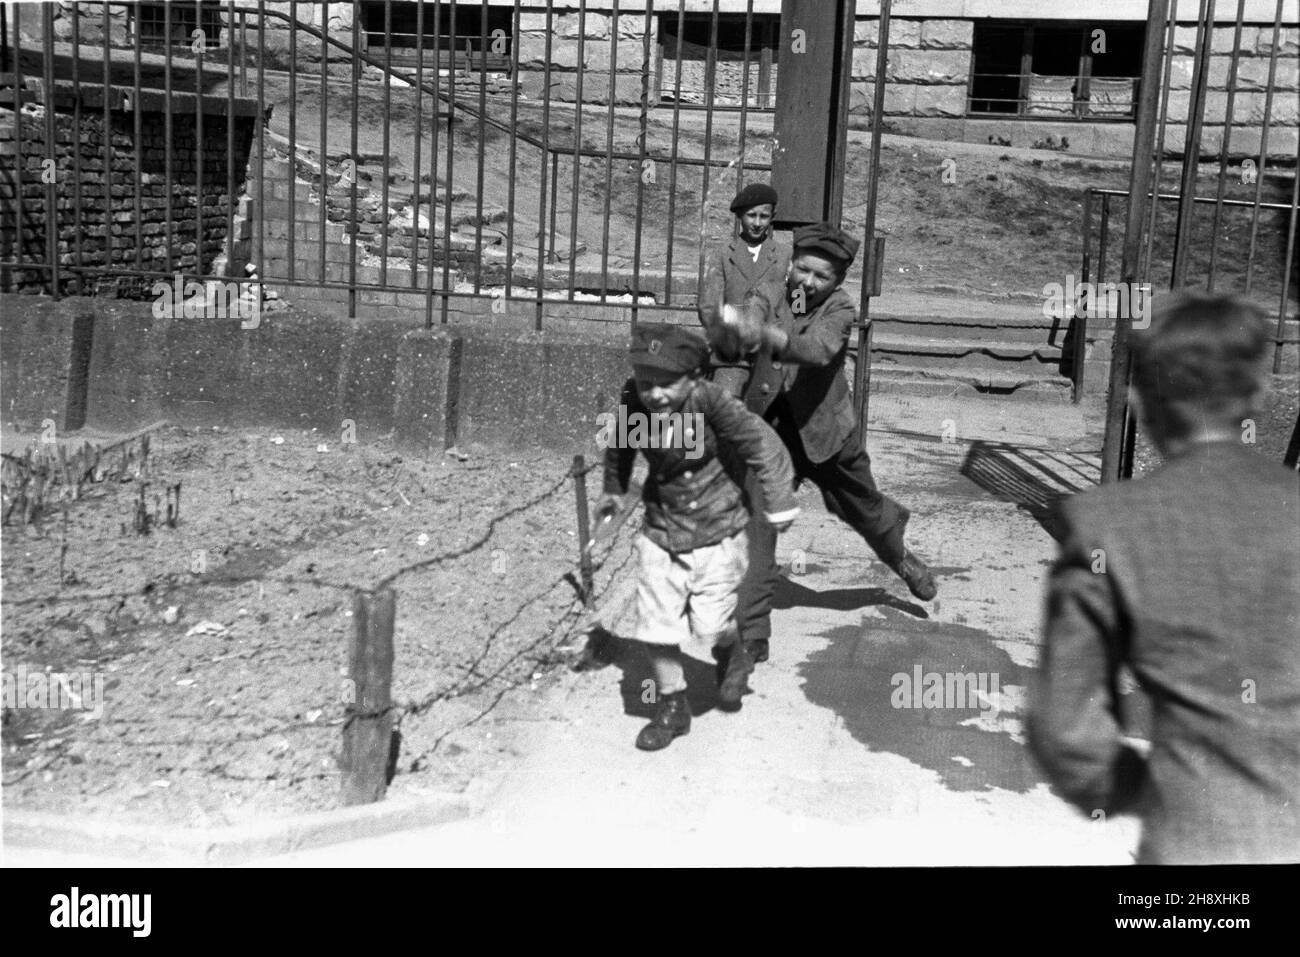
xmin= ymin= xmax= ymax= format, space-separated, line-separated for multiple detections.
xmin=743 ymin=638 xmax=769 ymax=664
xmin=635 ymin=690 xmax=691 ymax=751
xmin=716 ymin=642 xmax=754 ymax=705
xmin=892 ymin=550 xmax=938 ymax=601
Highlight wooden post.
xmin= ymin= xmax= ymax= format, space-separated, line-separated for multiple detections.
xmin=341 ymin=587 xmax=397 ymax=806
xmin=573 ymin=454 xmax=594 ymax=607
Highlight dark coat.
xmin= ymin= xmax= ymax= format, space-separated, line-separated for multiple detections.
xmin=697 ymin=234 xmax=791 ymax=364
xmin=601 ymin=377 xmax=799 ymax=554
xmin=1027 ymin=441 xmax=1300 ymax=864
xmin=741 ymin=284 xmax=859 ymax=465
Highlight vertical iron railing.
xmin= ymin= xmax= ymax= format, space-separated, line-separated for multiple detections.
xmin=851 ymin=0 xmax=892 ymax=447
xmin=3 ymin=0 xmax=1292 ymax=393
xmin=1093 ymin=0 xmax=1299 ymax=478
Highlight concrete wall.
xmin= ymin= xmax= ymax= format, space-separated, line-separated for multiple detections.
xmin=0 ymin=292 xmax=672 ymax=459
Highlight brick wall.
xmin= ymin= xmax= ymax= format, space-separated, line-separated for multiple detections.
xmin=0 ymin=106 xmax=256 ymax=297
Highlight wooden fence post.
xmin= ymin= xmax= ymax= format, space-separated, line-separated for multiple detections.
xmin=341 ymin=587 xmax=397 ymax=806
xmin=573 ymin=455 xmax=594 ymax=607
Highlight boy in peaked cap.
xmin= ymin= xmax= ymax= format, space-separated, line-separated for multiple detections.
xmin=735 ymin=221 xmax=939 ymax=663
xmin=595 ymin=323 xmax=799 ymax=751
xmin=698 ymin=182 xmax=792 ymax=398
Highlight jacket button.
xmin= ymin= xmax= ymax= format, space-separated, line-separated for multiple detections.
xmin=688 ymin=500 xmax=698 ymax=510
xmin=684 ymin=470 xmax=693 ymax=479
xmin=772 ymin=361 xmax=782 ymax=370
xmin=760 ymin=384 xmax=771 ymax=394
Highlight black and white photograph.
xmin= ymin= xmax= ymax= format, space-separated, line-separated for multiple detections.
xmin=0 ymin=0 xmax=1297 ymax=896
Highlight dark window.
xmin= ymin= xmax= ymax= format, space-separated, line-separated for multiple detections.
xmin=133 ymin=3 xmax=224 ymax=50
xmin=969 ymin=21 xmax=1144 ymax=119
xmin=658 ymin=12 xmax=780 ymax=107
xmin=361 ymin=1 xmax=513 ymax=68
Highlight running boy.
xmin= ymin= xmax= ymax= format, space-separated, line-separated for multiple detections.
xmin=736 ymin=222 xmax=938 ymax=663
xmin=596 ymin=324 xmax=799 ymax=751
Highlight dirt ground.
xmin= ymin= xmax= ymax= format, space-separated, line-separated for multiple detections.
xmin=1 ymin=426 xmax=631 ymax=827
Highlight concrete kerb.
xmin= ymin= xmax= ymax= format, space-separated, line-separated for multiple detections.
xmin=3 ymin=791 xmax=472 ymax=866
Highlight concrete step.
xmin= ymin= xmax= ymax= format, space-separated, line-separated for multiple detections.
xmin=872 ymin=333 xmax=1063 ymax=366
xmin=850 ymin=358 xmax=1074 ymax=403
xmin=870 ymin=312 xmax=1063 ymax=343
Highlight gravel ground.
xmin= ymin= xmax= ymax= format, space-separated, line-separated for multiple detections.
xmin=1 ymin=425 xmax=631 ymax=828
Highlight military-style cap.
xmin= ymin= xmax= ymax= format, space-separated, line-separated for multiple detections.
xmin=793 ymin=222 xmax=860 ymax=265
xmin=729 ymin=182 xmax=779 ymax=213
xmin=628 ymin=323 xmax=709 ymax=373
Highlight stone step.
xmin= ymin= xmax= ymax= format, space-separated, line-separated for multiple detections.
xmin=871 ymin=333 xmax=1064 ymax=370
xmin=850 ymin=358 xmax=1075 ymax=403
xmin=869 ymin=312 xmax=1064 ymax=343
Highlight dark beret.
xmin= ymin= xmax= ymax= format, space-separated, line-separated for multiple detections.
xmin=729 ymin=182 xmax=779 ymax=213
xmin=793 ymin=222 xmax=860 ymax=265
xmin=629 ymin=323 xmax=710 ymax=374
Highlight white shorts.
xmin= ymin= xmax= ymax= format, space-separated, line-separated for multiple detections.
xmin=634 ymin=530 xmax=748 ymax=662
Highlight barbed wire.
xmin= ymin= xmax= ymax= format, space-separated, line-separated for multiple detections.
xmin=2 ymin=450 xmax=635 ymax=788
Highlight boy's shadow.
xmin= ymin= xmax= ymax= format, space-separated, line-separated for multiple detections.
xmin=573 ymin=627 xmax=731 ymax=718
xmin=773 ymin=577 xmax=930 ymax=618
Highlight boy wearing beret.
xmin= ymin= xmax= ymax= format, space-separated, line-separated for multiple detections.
xmin=736 ymin=222 xmax=938 ymax=663
xmin=698 ymin=183 xmax=791 ymax=397
xmin=595 ymin=324 xmax=800 ymax=751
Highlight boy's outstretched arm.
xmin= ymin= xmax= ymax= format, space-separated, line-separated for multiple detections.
xmin=704 ymin=385 xmax=799 ymax=528
xmin=1026 ymin=498 xmax=1146 ymax=816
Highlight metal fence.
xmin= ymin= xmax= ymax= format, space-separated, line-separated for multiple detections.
xmin=1093 ymin=0 xmax=1300 ymax=478
xmin=0 ymin=0 xmax=791 ymax=328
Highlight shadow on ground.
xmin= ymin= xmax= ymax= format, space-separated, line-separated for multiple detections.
xmin=959 ymin=441 xmax=1100 ymax=542
xmin=774 ymin=577 xmax=930 ymax=617
xmin=573 ymin=628 xmax=734 ymax=720
xmin=797 ymin=606 xmax=1043 ymax=795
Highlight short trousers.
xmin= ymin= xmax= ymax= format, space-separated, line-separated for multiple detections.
xmin=634 ymin=529 xmax=748 ymax=662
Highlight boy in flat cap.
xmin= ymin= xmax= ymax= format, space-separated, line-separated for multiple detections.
xmin=736 ymin=221 xmax=938 ymax=663
xmin=698 ymin=182 xmax=791 ymax=398
xmin=595 ymin=323 xmax=800 ymax=750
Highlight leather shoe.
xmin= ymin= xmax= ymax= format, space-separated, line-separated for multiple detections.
xmin=743 ymin=638 xmax=769 ymax=663
xmin=892 ymin=550 xmax=938 ymax=601
xmin=635 ymin=690 xmax=691 ymax=751
xmin=716 ymin=642 xmax=754 ymax=704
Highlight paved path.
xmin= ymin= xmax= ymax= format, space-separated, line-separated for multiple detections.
xmin=242 ymin=413 xmax=1138 ymax=866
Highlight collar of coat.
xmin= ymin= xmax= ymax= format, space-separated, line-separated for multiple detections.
xmin=726 ymin=235 xmax=784 ymax=275
xmin=772 ymin=284 xmax=854 ymax=330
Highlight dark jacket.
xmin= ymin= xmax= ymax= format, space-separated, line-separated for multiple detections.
xmin=698 ymin=235 xmax=791 ymax=366
xmin=1027 ymin=441 xmax=1300 ymax=864
xmin=601 ymin=377 xmax=799 ymax=554
xmin=741 ymin=284 xmax=859 ymax=464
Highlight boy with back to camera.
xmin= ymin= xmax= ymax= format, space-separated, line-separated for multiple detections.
xmin=1028 ymin=291 xmax=1300 ymax=864
xmin=595 ymin=324 xmax=799 ymax=751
